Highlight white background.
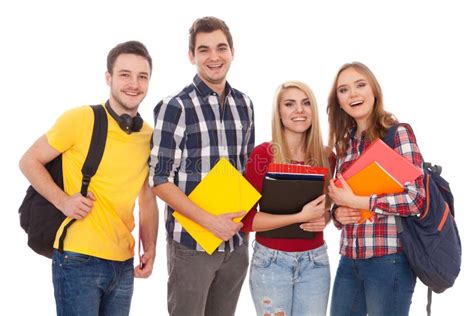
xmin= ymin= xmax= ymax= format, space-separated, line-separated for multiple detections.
xmin=1 ymin=0 xmax=472 ymax=315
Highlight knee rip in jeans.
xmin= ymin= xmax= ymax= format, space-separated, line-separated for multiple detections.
xmin=261 ymin=297 xmax=285 ymax=316
xmin=263 ymin=312 xmax=285 ymax=316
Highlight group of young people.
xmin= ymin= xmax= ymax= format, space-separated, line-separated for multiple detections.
xmin=19 ymin=15 xmax=426 ymax=316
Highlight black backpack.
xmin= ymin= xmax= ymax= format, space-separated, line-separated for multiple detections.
xmin=384 ymin=124 xmax=461 ymax=315
xmin=19 ymin=105 xmax=108 ymax=258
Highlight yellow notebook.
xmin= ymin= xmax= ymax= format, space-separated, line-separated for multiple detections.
xmin=172 ymin=158 xmax=261 ymax=254
xmin=346 ymin=161 xmax=404 ymax=223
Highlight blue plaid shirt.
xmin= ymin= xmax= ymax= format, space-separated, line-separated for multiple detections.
xmin=149 ymin=75 xmax=255 ymax=252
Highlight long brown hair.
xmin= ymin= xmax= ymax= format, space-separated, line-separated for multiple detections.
xmin=327 ymin=62 xmax=397 ymax=156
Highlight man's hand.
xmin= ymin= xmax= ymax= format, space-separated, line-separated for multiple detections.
xmin=58 ymin=191 xmax=95 ymax=220
xmin=134 ymin=248 xmax=156 ymax=278
xmin=205 ymin=211 xmax=245 ymax=241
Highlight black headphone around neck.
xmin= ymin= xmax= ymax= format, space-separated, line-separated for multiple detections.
xmin=105 ymin=101 xmax=143 ymax=134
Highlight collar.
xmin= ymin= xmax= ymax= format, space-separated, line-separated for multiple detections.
xmin=349 ymin=127 xmax=369 ymax=153
xmin=349 ymin=127 xmax=367 ymax=141
xmin=193 ymin=74 xmax=232 ymax=98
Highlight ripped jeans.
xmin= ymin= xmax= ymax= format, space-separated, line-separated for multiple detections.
xmin=249 ymin=241 xmax=330 ymax=316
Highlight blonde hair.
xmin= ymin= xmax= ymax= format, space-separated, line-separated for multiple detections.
xmin=271 ymin=81 xmax=330 ymax=172
xmin=326 ymin=62 xmax=397 ymax=156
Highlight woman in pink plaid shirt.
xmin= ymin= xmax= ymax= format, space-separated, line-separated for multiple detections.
xmin=326 ymin=62 xmax=426 ymax=316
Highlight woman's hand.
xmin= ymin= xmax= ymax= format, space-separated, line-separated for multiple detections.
xmin=300 ymin=209 xmax=330 ymax=232
xmin=334 ymin=206 xmax=361 ymax=225
xmin=298 ymin=194 xmax=326 ymax=222
xmin=328 ymin=173 xmax=356 ymax=206
xmin=328 ymin=173 xmax=370 ymax=210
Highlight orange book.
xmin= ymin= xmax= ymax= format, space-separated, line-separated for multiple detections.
xmin=346 ymin=161 xmax=404 ymax=222
xmin=347 ymin=161 xmax=404 ymax=195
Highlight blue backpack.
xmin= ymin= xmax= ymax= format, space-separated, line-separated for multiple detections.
xmin=384 ymin=124 xmax=461 ymax=315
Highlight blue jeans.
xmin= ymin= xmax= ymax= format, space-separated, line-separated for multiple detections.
xmin=52 ymin=250 xmax=134 ymax=316
xmin=330 ymin=252 xmax=416 ymax=316
xmin=249 ymin=241 xmax=330 ymax=316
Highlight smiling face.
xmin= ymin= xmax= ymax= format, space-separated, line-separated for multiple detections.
xmin=188 ymin=30 xmax=234 ymax=93
xmin=336 ymin=67 xmax=375 ymax=130
xmin=279 ymin=87 xmax=313 ymax=136
xmin=106 ymin=53 xmax=150 ymax=115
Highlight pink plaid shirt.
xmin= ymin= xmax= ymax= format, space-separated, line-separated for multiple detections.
xmin=333 ymin=124 xmax=426 ymax=259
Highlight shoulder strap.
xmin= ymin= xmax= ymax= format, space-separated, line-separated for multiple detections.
xmin=383 ymin=124 xmax=400 ymax=148
xmin=80 ymin=105 xmax=108 ymax=196
xmin=385 ymin=123 xmax=434 ymax=316
xmin=384 ymin=124 xmax=407 ymax=228
xmin=58 ymin=104 xmax=108 ymax=253
xmin=382 ymin=124 xmax=405 ymax=234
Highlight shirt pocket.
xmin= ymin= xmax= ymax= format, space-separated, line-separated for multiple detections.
xmin=234 ymin=121 xmax=251 ymax=150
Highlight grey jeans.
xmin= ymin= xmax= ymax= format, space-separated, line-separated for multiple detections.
xmin=166 ymin=238 xmax=249 ymax=316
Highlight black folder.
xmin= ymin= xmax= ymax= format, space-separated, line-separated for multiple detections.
xmin=257 ymin=177 xmax=325 ymax=239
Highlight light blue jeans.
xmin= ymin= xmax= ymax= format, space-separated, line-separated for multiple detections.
xmin=249 ymin=241 xmax=330 ymax=316
xmin=52 ymin=250 xmax=134 ymax=316
xmin=330 ymin=252 xmax=416 ymax=316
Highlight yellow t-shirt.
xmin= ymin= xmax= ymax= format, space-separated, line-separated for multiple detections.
xmin=47 ymin=104 xmax=152 ymax=261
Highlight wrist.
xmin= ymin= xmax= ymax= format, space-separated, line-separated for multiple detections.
xmin=353 ymin=195 xmax=370 ymax=210
xmin=199 ymin=211 xmax=216 ymax=230
xmin=143 ymin=245 xmax=156 ymax=257
xmin=53 ymin=192 xmax=69 ymax=213
xmin=294 ymin=210 xmax=306 ymax=223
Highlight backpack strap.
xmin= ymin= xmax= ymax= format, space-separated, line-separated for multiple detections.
xmin=382 ymin=124 xmax=403 ymax=234
xmin=384 ymin=123 xmax=434 ymax=316
xmin=58 ymin=104 xmax=108 ymax=253
xmin=427 ymin=289 xmax=432 ymax=316
xmin=383 ymin=123 xmax=400 ymax=149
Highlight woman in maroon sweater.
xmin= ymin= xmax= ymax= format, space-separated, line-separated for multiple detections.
xmin=241 ymin=81 xmax=333 ymax=316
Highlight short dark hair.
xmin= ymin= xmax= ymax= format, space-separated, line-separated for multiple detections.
xmin=107 ymin=40 xmax=152 ymax=74
xmin=188 ymin=16 xmax=233 ymax=55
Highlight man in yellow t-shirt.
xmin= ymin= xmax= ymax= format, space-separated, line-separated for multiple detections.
xmin=19 ymin=41 xmax=158 ymax=316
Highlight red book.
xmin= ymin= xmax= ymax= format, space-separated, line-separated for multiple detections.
xmin=268 ymin=163 xmax=328 ymax=177
xmin=343 ymin=138 xmax=422 ymax=185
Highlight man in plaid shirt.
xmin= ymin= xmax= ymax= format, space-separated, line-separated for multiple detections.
xmin=149 ymin=16 xmax=254 ymax=315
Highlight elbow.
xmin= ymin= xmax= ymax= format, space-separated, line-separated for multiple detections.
xmin=19 ymin=152 xmax=31 ymax=176
xmin=151 ymin=181 xmax=170 ymax=199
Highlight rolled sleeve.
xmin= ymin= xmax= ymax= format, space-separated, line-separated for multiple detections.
xmin=245 ymin=99 xmax=255 ymax=157
xmin=149 ymin=97 xmax=186 ymax=187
